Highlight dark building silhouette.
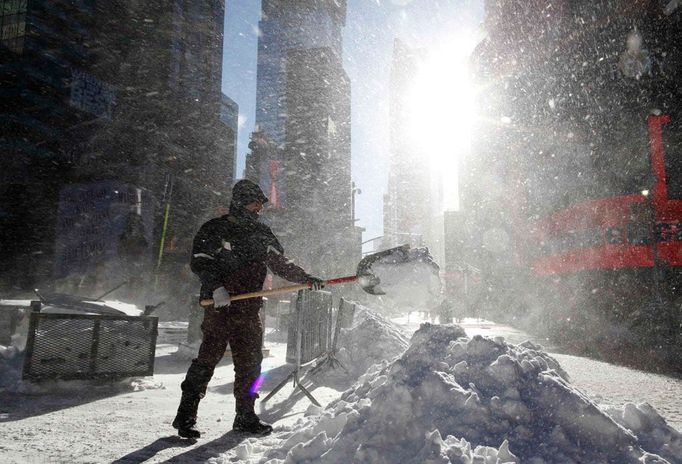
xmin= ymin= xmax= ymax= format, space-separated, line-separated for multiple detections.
xmin=281 ymin=46 xmax=356 ymax=276
xmin=0 ymin=0 xmax=230 ymax=297
xmin=250 ymin=0 xmax=347 ymax=210
xmin=220 ymin=94 xmax=239 ymax=184
xmin=247 ymin=0 xmax=359 ymax=278
xmin=254 ymin=0 xmax=345 ymax=148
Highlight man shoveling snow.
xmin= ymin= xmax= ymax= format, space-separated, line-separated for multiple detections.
xmin=173 ymin=180 xmax=325 ymax=439
xmin=175 ymin=192 xmax=442 ymax=440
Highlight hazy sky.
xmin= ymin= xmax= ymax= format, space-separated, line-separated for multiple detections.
xmin=222 ymin=0 xmax=484 ymax=243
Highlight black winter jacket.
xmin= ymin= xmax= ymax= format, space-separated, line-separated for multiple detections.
xmin=190 ymin=204 xmax=310 ymax=312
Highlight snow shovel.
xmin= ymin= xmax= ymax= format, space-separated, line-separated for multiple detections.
xmin=199 ymin=244 xmax=420 ymax=307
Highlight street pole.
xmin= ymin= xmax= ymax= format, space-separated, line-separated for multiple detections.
xmin=155 ymin=174 xmax=174 ymax=289
xmin=351 ymin=181 xmax=361 ymax=223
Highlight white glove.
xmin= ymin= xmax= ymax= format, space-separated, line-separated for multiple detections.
xmin=213 ymin=287 xmax=231 ymax=308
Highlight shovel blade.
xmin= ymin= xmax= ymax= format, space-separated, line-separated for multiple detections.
xmin=356 ymin=245 xmax=439 ymax=296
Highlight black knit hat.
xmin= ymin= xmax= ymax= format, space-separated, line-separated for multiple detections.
xmin=232 ymin=179 xmax=269 ymax=205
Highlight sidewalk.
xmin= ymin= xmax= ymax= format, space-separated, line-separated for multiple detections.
xmin=0 ymin=329 xmax=346 ymax=464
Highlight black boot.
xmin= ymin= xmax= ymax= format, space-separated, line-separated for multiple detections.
xmin=172 ymin=416 xmax=201 ymax=439
xmin=173 ymin=361 xmax=215 ymax=438
xmin=232 ymin=412 xmax=273 ymax=435
xmin=173 ymin=392 xmax=202 ymax=439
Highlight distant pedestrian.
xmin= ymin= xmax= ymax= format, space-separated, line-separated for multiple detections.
xmin=439 ymin=298 xmax=454 ymax=324
xmin=172 ymin=180 xmax=324 ymax=438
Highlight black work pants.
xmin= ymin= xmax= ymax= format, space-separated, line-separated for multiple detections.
xmin=180 ymin=305 xmax=263 ymax=414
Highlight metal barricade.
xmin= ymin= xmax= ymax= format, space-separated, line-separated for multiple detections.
xmin=286 ymin=290 xmax=332 ymax=364
xmin=23 ymin=312 xmax=158 ymax=381
xmin=263 ymin=289 xmax=333 ymax=407
xmin=187 ymin=295 xmax=203 ymax=345
xmin=309 ymin=297 xmax=356 ymax=376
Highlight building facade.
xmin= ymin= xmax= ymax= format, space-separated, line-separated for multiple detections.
xmin=251 ymin=0 xmax=347 ymax=210
xmin=0 ymin=0 xmax=231 ymax=300
xmin=281 ymin=46 xmax=356 ymax=276
xmin=220 ymin=94 xmax=239 ymax=185
xmin=383 ymin=39 xmax=444 ymax=264
xmin=254 ymin=0 xmax=345 ymax=148
xmin=247 ymin=0 xmax=359 ymax=278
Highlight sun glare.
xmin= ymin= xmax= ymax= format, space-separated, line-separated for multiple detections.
xmin=408 ymin=39 xmax=477 ymax=210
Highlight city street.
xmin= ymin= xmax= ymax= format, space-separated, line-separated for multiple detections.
xmin=3 ymin=0 xmax=682 ymax=462
xmin=1 ymin=311 xmax=679 ymax=463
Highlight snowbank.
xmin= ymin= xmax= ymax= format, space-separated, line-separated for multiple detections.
xmin=231 ymin=324 xmax=679 ymax=464
xmin=606 ymin=403 xmax=682 ymax=463
xmin=331 ymin=305 xmax=410 ymax=379
xmin=41 ymin=299 xmax=143 ymax=316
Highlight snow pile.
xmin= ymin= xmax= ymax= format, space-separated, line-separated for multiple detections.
xmin=606 ymin=403 xmax=682 ymax=463
xmin=242 ymin=324 xmax=679 ymax=464
xmin=41 ymin=299 xmax=143 ymax=316
xmin=362 ymin=246 xmax=442 ymax=307
xmin=129 ymin=377 xmax=166 ymax=391
xmin=99 ymin=299 xmax=143 ymax=316
xmin=331 ymin=305 xmax=410 ymax=379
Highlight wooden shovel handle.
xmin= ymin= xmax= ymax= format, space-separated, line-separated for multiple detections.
xmin=199 ymin=275 xmax=358 ymax=307
xmin=231 ymin=283 xmax=310 ymax=302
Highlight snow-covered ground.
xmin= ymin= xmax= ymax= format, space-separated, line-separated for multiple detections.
xmin=0 ymin=308 xmax=405 ymax=463
xmin=219 ymin=317 xmax=682 ymax=464
xmin=0 ymin=309 xmax=680 ymax=463
xmin=0 ymin=334 xmax=309 ymax=463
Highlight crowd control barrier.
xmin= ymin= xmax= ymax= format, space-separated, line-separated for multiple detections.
xmin=23 ymin=309 xmax=158 ymax=381
xmin=263 ymin=292 xmax=357 ymax=407
xmin=285 ymin=290 xmax=333 ymax=364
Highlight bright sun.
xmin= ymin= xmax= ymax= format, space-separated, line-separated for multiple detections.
xmin=407 ymin=39 xmax=477 ymax=210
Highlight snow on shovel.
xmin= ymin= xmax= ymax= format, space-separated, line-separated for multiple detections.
xmin=200 ymin=244 xmax=440 ymax=306
xmin=357 ymin=244 xmax=442 ymax=305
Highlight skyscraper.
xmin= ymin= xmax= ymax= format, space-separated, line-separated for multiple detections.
xmin=282 ymin=46 xmax=354 ymax=275
xmin=248 ymin=0 xmax=358 ymax=277
xmin=0 ymin=0 xmax=229 ymax=295
xmin=383 ymin=39 xmax=443 ymax=263
xmin=251 ymin=0 xmax=346 ymax=207
xmin=255 ymin=0 xmax=345 ymax=146
xmin=220 ymin=94 xmax=240 ymax=184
